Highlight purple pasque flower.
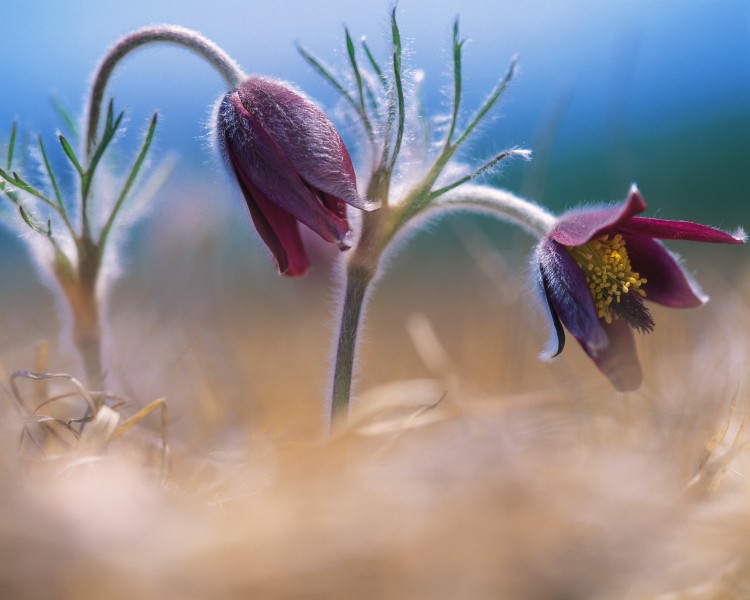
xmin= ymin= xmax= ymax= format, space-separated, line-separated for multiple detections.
xmin=217 ymin=76 xmax=375 ymax=276
xmin=536 ymin=185 xmax=745 ymax=391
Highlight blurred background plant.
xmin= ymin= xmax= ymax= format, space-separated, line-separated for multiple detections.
xmin=0 ymin=104 xmax=158 ymax=387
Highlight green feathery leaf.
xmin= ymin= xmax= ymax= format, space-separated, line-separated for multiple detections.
xmin=99 ymin=112 xmax=158 ymax=249
xmin=39 ymin=136 xmax=76 ymax=238
xmin=0 ymin=167 xmax=65 ymax=217
xmin=83 ymin=108 xmax=124 ymax=201
xmin=19 ymin=204 xmax=45 ymax=235
xmin=38 ymin=136 xmax=63 ymax=208
xmin=298 ymin=44 xmax=357 ymax=109
xmin=51 ymin=98 xmax=79 ymax=138
xmin=445 ymin=18 xmax=464 ymax=147
xmin=454 ymin=55 xmax=518 ymax=149
xmin=362 ymin=40 xmax=387 ymax=90
xmin=298 ymin=41 xmax=374 ymax=141
xmin=429 ymin=148 xmax=531 ymax=199
xmin=59 ymin=135 xmax=84 ymax=177
xmin=346 ymin=28 xmax=366 ymax=117
xmin=7 ymin=121 xmax=17 ymax=170
xmin=387 ymin=7 xmax=406 ymax=172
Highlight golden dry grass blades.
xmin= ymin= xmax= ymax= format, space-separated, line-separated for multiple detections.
xmin=0 ymin=226 xmax=748 ymax=598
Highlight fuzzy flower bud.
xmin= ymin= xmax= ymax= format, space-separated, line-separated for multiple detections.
xmin=217 ymin=76 xmax=375 ymax=276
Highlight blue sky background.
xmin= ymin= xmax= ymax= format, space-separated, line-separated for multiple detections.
xmin=2 ymin=0 xmax=749 ymax=251
xmin=5 ymin=1 xmax=749 ymax=145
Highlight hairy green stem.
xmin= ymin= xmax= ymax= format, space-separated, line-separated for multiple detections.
xmin=55 ymin=237 xmax=103 ymax=387
xmin=85 ymin=25 xmax=245 ymax=158
xmin=331 ymin=265 xmax=373 ymax=425
xmin=329 ymin=185 xmax=555 ymax=426
xmin=434 ymin=185 xmax=556 ymax=238
xmin=74 ymin=25 xmax=245 ymax=386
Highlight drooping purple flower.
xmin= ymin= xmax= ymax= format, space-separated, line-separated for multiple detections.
xmin=535 ymin=185 xmax=745 ymax=391
xmin=217 ymin=76 xmax=376 ymax=276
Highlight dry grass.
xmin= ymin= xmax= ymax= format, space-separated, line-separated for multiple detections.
xmin=0 ymin=204 xmax=748 ymax=599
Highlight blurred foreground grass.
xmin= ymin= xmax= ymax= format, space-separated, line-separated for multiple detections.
xmin=0 ymin=183 xmax=748 ymax=599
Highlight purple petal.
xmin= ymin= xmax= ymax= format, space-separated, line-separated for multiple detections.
xmin=619 ymin=217 xmax=746 ymax=244
xmin=221 ymin=92 xmax=350 ymax=246
xmin=623 ymin=234 xmax=707 ymax=307
xmin=536 ymin=240 xmax=608 ymax=356
xmin=237 ymin=77 xmax=377 ymax=211
xmin=550 ymin=184 xmax=647 ymax=246
xmin=534 ymin=261 xmax=566 ymax=360
xmin=232 ymin=161 xmax=310 ymax=276
xmin=584 ymin=320 xmax=642 ymax=392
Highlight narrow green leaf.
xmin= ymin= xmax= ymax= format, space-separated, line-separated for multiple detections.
xmin=0 ymin=167 xmax=13 ymax=185
xmin=391 ymin=7 xmax=402 ymax=64
xmin=429 ymin=148 xmax=531 ymax=199
xmin=105 ymin=99 xmax=115 ymax=135
xmin=99 ymin=112 xmax=158 ymax=249
xmin=454 ymin=55 xmax=518 ymax=149
xmin=362 ymin=40 xmax=387 ymax=90
xmin=0 ymin=167 xmax=20 ymax=205
xmin=357 ymin=39 xmax=382 ymax=124
xmin=7 ymin=121 xmax=17 ymax=170
xmin=363 ymin=79 xmax=382 ymax=127
xmin=345 ymin=28 xmax=366 ymax=116
xmin=297 ymin=43 xmax=358 ymax=110
xmin=59 ymin=135 xmax=84 ymax=176
xmin=297 ymin=42 xmax=374 ymax=141
xmin=39 ymin=136 xmax=77 ymax=238
xmin=387 ymin=7 xmax=406 ymax=172
xmin=38 ymin=136 xmax=63 ymax=208
xmin=0 ymin=167 xmax=25 ymax=189
xmin=51 ymin=98 xmax=78 ymax=137
xmin=83 ymin=109 xmax=125 ymax=202
xmin=0 ymin=167 xmax=57 ymax=208
xmin=19 ymin=204 xmax=45 ymax=235
xmin=445 ymin=18 xmax=464 ymax=147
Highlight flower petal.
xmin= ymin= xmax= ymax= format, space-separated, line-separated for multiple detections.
xmin=237 ymin=77 xmax=377 ymax=211
xmin=221 ymin=92 xmax=350 ymax=246
xmin=536 ymin=240 xmax=608 ymax=356
xmin=584 ymin=319 xmax=642 ymax=392
xmin=619 ymin=217 xmax=746 ymax=244
xmin=535 ymin=261 xmax=566 ymax=360
xmin=550 ymin=184 xmax=647 ymax=246
xmin=232 ymin=163 xmax=310 ymax=276
xmin=624 ymin=234 xmax=707 ymax=307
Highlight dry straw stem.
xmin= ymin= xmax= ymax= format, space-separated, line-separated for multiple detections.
xmin=8 ymin=369 xmax=168 ymax=480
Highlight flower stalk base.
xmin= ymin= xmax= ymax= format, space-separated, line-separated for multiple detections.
xmin=331 ymin=265 xmax=373 ymax=426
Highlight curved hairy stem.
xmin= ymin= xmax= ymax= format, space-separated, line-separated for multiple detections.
xmin=329 ymin=185 xmax=554 ymax=426
xmin=85 ymin=25 xmax=245 ymax=158
xmin=432 ymin=184 xmax=555 ymax=238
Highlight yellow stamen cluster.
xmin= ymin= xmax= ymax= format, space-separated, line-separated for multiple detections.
xmin=568 ymin=234 xmax=647 ymax=323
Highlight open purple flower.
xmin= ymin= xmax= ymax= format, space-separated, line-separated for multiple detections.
xmin=217 ymin=76 xmax=376 ymax=276
xmin=535 ymin=185 xmax=745 ymax=391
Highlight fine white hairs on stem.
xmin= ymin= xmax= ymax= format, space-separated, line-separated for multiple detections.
xmin=85 ymin=25 xmax=247 ymax=157
xmin=432 ymin=184 xmax=556 ymax=239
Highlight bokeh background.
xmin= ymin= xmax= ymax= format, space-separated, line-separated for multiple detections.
xmin=0 ymin=0 xmax=748 ymax=435
xmin=2 ymin=4 xmax=750 ymax=597
xmin=5 ymin=0 xmax=749 ymax=216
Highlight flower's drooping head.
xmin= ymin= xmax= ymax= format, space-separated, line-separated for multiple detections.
xmin=217 ymin=76 xmax=376 ymax=276
xmin=536 ymin=186 xmax=745 ymax=391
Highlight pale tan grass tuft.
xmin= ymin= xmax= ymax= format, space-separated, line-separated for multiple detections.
xmin=0 ymin=212 xmax=747 ymax=598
